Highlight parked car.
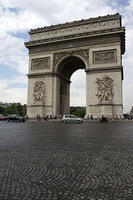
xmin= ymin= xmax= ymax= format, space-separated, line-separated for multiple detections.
xmin=62 ymin=114 xmax=83 ymax=124
xmin=7 ymin=114 xmax=26 ymax=122
xmin=0 ymin=115 xmax=7 ymax=120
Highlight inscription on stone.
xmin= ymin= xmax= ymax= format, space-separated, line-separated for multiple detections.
xmin=93 ymin=49 xmax=117 ymax=64
xmin=31 ymin=57 xmax=50 ymax=70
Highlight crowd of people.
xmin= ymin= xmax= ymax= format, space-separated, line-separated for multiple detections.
xmin=35 ymin=114 xmax=132 ymax=121
xmin=36 ymin=114 xmax=62 ymax=121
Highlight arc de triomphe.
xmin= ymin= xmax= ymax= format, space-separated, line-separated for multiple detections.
xmin=25 ymin=13 xmax=125 ymax=118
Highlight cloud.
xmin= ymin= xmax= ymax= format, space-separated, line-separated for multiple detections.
xmin=125 ymin=0 xmax=133 ymax=12
xmin=0 ymin=75 xmax=27 ymax=104
xmin=0 ymin=88 xmax=27 ymax=104
xmin=1 ymin=0 xmax=116 ymax=30
xmin=70 ymin=70 xmax=86 ymax=106
xmin=0 ymin=75 xmax=27 ymax=90
xmin=121 ymin=0 xmax=133 ymax=112
xmin=122 ymin=26 xmax=133 ymax=112
xmin=0 ymin=33 xmax=28 ymax=74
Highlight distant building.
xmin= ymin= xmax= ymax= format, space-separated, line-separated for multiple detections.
xmin=130 ymin=106 xmax=133 ymax=116
xmin=0 ymin=102 xmax=11 ymax=108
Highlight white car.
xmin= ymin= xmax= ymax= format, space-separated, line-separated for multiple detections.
xmin=62 ymin=114 xmax=83 ymax=124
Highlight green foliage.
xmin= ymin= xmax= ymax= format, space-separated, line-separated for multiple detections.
xmin=70 ymin=106 xmax=86 ymax=118
xmin=1 ymin=103 xmax=26 ymax=116
xmin=0 ymin=106 xmax=6 ymax=114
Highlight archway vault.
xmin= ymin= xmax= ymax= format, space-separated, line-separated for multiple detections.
xmin=25 ymin=13 xmax=125 ymax=118
xmin=55 ymin=55 xmax=86 ymax=115
xmin=56 ymin=55 xmax=86 ymax=79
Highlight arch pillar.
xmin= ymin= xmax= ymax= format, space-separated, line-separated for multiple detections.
xmin=85 ymin=69 xmax=123 ymax=119
xmin=52 ymin=75 xmax=70 ymax=116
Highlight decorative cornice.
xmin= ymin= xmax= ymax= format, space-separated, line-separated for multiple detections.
xmin=29 ymin=13 xmax=121 ymax=34
xmin=25 ymin=27 xmax=124 ymax=47
xmin=27 ymin=105 xmax=53 ymax=107
xmin=27 ymin=72 xmax=58 ymax=77
xmin=28 ymin=35 xmax=121 ymax=55
xmin=89 ymin=104 xmax=122 ymax=106
xmin=85 ymin=66 xmax=123 ymax=73
xmin=25 ymin=27 xmax=125 ymax=54
xmin=27 ymin=72 xmax=71 ymax=83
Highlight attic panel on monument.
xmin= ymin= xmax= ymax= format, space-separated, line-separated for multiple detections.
xmin=29 ymin=14 xmax=121 ymax=41
xmin=25 ymin=14 xmax=125 ymax=54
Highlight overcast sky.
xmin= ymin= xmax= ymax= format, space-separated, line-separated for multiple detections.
xmin=0 ymin=0 xmax=133 ymax=113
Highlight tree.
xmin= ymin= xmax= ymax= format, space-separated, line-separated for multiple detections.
xmin=0 ymin=106 xmax=5 ymax=114
xmin=70 ymin=106 xmax=86 ymax=118
xmin=4 ymin=103 xmax=27 ymax=116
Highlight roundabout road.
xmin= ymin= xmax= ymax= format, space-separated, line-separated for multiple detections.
xmin=0 ymin=121 xmax=133 ymax=200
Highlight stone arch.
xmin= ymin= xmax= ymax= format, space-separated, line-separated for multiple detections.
xmin=25 ymin=14 xmax=125 ymax=118
xmin=54 ymin=52 xmax=88 ymax=74
xmin=54 ymin=54 xmax=87 ymax=115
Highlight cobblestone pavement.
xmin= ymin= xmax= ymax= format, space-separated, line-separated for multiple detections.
xmin=0 ymin=121 xmax=133 ymax=200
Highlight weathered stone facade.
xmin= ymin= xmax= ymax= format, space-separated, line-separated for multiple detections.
xmin=25 ymin=13 xmax=125 ymax=118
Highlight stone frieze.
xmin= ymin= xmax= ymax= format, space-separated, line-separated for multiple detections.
xmin=31 ymin=57 xmax=50 ymax=70
xmin=30 ymin=19 xmax=120 ymax=41
xmin=30 ymin=14 xmax=120 ymax=33
xmin=93 ymin=49 xmax=117 ymax=64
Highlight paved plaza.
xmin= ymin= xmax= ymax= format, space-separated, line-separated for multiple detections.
xmin=0 ymin=121 xmax=133 ymax=200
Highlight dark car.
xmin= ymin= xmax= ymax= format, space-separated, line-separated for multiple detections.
xmin=7 ymin=114 xmax=26 ymax=122
xmin=0 ymin=115 xmax=7 ymax=120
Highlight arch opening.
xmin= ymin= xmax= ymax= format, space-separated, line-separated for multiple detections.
xmin=70 ymin=69 xmax=86 ymax=107
xmin=57 ymin=56 xmax=86 ymax=115
xmin=57 ymin=56 xmax=86 ymax=80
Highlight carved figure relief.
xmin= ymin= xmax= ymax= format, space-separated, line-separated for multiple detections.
xmin=33 ymin=81 xmax=46 ymax=104
xmin=96 ymin=75 xmax=114 ymax=102
xmin=74 ymin=49 xmax=89 ymax=62
xmin=31 ymin=57 xmax=50 ymax=70
xmin=53 ymin=52 xmax=67 ymax=66
xmin=93 ymin=49 xmax=117 ymax=64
